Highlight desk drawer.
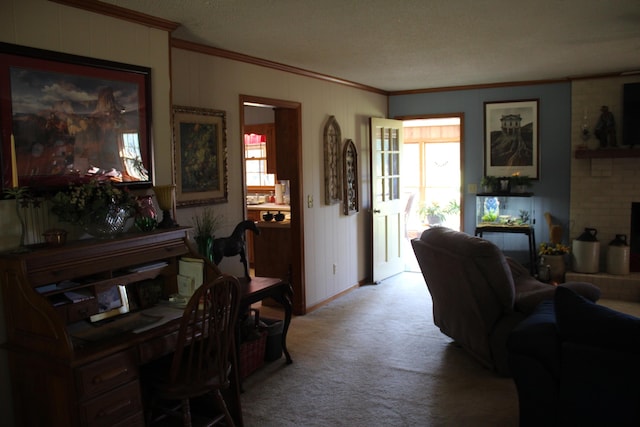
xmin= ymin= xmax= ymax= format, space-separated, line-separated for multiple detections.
xmin=76 ymin=350 xmax=138 ymax=399
xmin=138 ymin=329 xmax=179 ymax=364
xmin=80 ymin=380 xmax=143 ymax=427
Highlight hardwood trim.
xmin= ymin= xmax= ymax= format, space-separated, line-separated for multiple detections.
xmin=48 ymin=0 xmax=180 ymax=32
xmin=305 ymin=283 xmax=360 ymax=314
xmin=172 ymin=38 xmax=388 ymax=95
xmin=389 ymin=78 xmax=569 ymax=96
xmin=240 ymin=95 xmax=306 ymax=315
xmin=575 ymin=148 xmax=640 ymax=159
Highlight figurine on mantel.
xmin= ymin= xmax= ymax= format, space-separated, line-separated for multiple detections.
xmin=594 ymin=105 xmax=617 ymax=148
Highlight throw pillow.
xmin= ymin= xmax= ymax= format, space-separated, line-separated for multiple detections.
xmin=554 ymin=286 xmax=640 ymax=354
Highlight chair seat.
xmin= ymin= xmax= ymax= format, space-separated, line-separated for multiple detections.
xmin=148 ymin=359 xmax=231 ymax=401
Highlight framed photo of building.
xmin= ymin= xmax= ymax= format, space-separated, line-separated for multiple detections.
xmin=484 ymin=99 xmax=539 ymax=179
xmin=0 ymin=42 xmax=153 ymax=192
xmin=172 ymin=105 xmax=228 ymax=207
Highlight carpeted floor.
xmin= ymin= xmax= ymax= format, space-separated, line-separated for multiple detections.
xmin=240 ymin=272 xmax=519 ymax=426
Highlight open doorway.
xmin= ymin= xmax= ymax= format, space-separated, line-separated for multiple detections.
xmin=401 ymin=115 xmax=463 ymax=272
xmin=240 ymin=95 xmax=306 ymax=315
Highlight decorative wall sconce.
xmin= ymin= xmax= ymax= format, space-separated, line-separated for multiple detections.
xmin=342 ymin=139 xmax=359 ymax=215
xmin=323 ymin=116 xmax=342 ymax=205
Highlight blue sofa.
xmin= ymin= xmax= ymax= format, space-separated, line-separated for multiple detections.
xmin=507 ymin=286 xmax=640 ymax=426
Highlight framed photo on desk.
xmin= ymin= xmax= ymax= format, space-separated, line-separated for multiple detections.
xmin=90 ymin=284 xmax=130 ymax=322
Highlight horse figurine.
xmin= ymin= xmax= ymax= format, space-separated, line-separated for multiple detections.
xmin=212 ymin=220 xmax=260 ymax=279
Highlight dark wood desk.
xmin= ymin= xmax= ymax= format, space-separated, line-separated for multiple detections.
xmin=0 ymin=228 xmax=293 ymax=427
xmin=238 ymin=276 xmax=294 ymax=365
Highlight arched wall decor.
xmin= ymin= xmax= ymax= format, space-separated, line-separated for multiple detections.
xmin=342 ymin=139 xmax=359 ymax=215
xmin=323 ymin=115 xmax=342 ymax=205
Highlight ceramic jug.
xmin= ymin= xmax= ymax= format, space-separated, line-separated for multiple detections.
xmin=606 ymin=234 xmax=630 ymax=275
xmin=572 ymin=228 xmax=600 ymax=273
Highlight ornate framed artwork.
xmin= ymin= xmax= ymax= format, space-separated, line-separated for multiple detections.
xmin=323 ymin=115 xmax=342 ymax=205
xmin=172 ymin=105 xmax=228 ymax=207
xmin=0 ymin=42 xmax=153 ymax=192
xmin=342 ymin=139 xmax=359 ymax=215
xmin=484 ymin=99 xmax=539 ymax=179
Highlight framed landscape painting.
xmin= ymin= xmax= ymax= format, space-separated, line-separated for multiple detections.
xmin=484 ymin=99 xmax=539 ymax=179
xmin=172 ymin=105 xmax=228 ymax=207
xmin=0 ymin=42 xmax=152 ymax=192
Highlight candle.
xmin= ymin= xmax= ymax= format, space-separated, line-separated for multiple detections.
xmin=10 ymin=134 xmax=18 ymax=188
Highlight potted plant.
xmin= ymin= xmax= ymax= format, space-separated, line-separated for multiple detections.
xmin=191 ymin=207 xmax=222 ymax=261
xmin=480 ymin=176 xmax=498 ymax=193
xmin=418 ymin=200 xmax=460 ymax=225
xmin=50 ymin=179 xmax=137 ymax=238
xmin=510 ymin=173 xmax=532 ymax=193
xmin=538 ymin=242 xmax=571 ymax=283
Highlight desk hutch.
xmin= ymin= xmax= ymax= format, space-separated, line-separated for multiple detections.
xmin=0 ymin=228 xmax=263 ymax=427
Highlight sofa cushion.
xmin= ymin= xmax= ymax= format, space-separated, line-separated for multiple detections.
xmin=554 ymin=286 xmax=640 ymax=354
xmin=557 ymin=281 xmax=600 ymax=302
xmin=506 ymin=256 xmax=600 ymax=314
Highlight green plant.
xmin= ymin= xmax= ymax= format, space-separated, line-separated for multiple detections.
xmin=481 ymin=211 xmax=498 ymax=222
xmin=538 ymin=242 xmax=570 ymax=256
xmin=191 ymin=207 xmax=222 ymax=238
xmin=418 ymin=200 xmax=460 ymax=223
xmin=3 ymin=186 xmax=33 ymax=204
xmin=50 ymin=179 xmax=136 ymax=225
xmin=480 ymin=175 xmax=498 ymax=191
xmin=509 ymin=173 xmax=532 ymax=187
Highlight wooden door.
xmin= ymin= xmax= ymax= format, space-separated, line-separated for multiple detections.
xmin=370 ymin=118 xmax=404 ymax=283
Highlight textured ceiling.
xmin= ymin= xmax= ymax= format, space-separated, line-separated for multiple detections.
xmin=102 ymin=0 xmax=640 ymax=92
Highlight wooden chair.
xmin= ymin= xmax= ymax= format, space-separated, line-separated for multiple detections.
xmin=145 ymin=273 xmax=241 ymax=426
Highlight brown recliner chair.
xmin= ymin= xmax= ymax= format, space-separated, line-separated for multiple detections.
xmin=411 ymin=227 xmax=600 ymax=376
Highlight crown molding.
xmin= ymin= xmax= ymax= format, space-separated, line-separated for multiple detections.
xmin=49 ymin=0 xmax=179 ymax=32
xmin=170 ymin=38 xmax=388 ymax=96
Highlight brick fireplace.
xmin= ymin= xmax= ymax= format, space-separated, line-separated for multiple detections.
xmin=568 ymin=75 xmax=640 ymax=301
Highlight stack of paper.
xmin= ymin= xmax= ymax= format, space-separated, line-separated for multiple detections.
xmin=177 ymin=257 xmax=204 ymax=297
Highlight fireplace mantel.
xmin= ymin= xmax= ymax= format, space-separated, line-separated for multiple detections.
xmin=575 ymin=148 xmax=640 ymax=159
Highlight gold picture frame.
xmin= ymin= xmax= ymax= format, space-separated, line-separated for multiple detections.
xmin=172 ymin=105 xmax=228 ymax=207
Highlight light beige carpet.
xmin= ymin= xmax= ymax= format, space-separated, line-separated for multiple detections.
xmin=240 ymin=272 xmax=519 ymax=426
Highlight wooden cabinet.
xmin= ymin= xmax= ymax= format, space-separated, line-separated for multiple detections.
xmin=274 ymin=108 xmax=299 ymax=180
xmin=0 ymin=228 xmax=220 ymax=427
xmin=254 ymin=222 xmax=292 ymax=280
xmin=246 ymin=210 xmax=261 ymax=266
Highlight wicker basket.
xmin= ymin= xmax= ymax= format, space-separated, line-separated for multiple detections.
xmin=239 ymin=329 xmax=267 ymax=379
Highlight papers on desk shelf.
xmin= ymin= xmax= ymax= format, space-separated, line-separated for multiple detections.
xmin=178 ymin=257 xmax=204 ymax=297
xmin=70 ymin=307 xmax=184 ymax=342
xmin=63 ymin=289 xmax=94 ymax=303
xmin=36 ymin=284 xmax=58 ymax=294
xmin=128 ymin=261 xmax=169 ymax=273
xmin=131 ymin=305 xmax=184 ymax=333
